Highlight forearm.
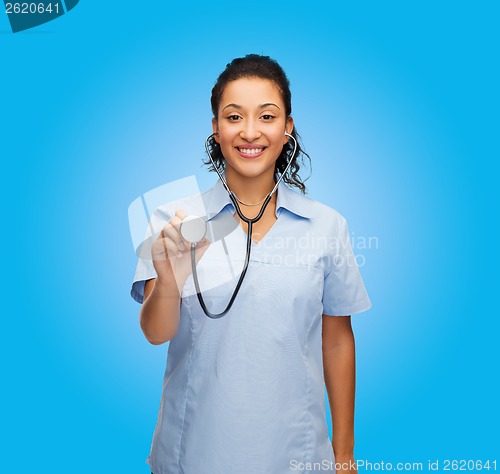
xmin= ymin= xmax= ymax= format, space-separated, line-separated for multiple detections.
xmin=323 ymin=333 xmax=356 ymax=458
xmin=139 ymin=277 xmax=182 ymax=345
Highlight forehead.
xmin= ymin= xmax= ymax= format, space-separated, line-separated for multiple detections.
xmin=220 ymin=77 xmax=284 ymax=108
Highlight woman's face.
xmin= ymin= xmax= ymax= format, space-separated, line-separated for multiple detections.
xmin=212 ymin=77 xmax=294 ymax=181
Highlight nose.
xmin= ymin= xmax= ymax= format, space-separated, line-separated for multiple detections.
xmin=239 ymin=120 xmax=261 ymax=142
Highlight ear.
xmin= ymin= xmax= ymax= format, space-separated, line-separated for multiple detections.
xmin=212 ymin=118 xmax=220 ymax=144
xmin=283 ymin=116 xmax=294 ymax=143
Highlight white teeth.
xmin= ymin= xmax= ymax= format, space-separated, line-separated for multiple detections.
xmin=239 ymin=148 xmax=263 ymax=155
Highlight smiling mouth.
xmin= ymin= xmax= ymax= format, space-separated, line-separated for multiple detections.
xmin=237 ymin=147 xmax=265 ymax=156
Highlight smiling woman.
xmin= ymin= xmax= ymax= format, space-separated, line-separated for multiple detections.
xmin=131 ymin=54 xmax=372 ymax=474
xmin=212 ymin=77 xmax=294 ymax=196
xmin=205 ymin=54 xmax=311 ymax=195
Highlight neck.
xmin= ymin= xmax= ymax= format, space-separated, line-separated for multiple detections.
xmin=225 ymin=167 xmax=276 ymax=205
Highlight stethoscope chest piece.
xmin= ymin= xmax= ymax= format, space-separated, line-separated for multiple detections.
xmin=180 ymin=216 xmax=207 ymax=243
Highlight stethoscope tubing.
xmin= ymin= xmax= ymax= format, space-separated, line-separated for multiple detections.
xmin=192 ymin=132 xmax=298 ymax=319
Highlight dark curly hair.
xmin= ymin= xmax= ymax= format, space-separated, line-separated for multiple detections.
xmin=204 ymin=54 xmax=311 ymax=193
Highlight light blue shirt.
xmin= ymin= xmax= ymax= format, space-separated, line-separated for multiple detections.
xmin=131 ymin=178 xmax=371 ymax=474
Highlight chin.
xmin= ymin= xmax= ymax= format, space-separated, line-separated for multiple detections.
xmin=228 ymin=163 xmax=274 ymax=179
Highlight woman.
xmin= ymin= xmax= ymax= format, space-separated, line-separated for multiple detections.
xmin=131 ymin=54 xmax=371 ymax=474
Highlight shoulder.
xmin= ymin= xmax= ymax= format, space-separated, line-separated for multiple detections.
xmin=291 ymin=189 xmax=347 ymax=231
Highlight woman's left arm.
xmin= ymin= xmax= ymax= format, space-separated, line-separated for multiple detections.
xmin=322 ymin=314 xmax=358 ymax=473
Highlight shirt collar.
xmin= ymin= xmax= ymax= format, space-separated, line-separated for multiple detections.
xmin=204 ymin=177 xmax=233 ymax=219
xmin=204 ymin=177 xmax=313 ymax=220
xmin=275 ymin=179 xmax=312 ymax=218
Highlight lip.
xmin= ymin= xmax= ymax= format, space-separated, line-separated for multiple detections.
xmin=236 ymin=145 xmax=266 ymax=159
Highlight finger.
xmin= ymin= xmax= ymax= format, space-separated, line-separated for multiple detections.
xmin=196 ymin=237 xmax=211 ymax=249
xmin=193 ymin=238 xmax=210 ymax=264
xmin=175 ymin=209 xmax=188 ymax=221
xmin=173 ymin=211 xmax=189 ymax=246
xmin=168 ymin=215 xmax=182 ymax=227
xmin=162 ymin=238 xmax=185 ymax=258
xmin=152 ymin=236 xmax=183 ymax=259
xmin=162 ymin=220 xmax=186 ymax=251
xmin=151 ymin=237 xmax=169 ymax=260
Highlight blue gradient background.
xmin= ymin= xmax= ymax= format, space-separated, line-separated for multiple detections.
xmin=1 ymin=1 xmax=498 ymax=472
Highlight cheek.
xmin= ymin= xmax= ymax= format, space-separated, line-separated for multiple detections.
xmin=268 ymin=123 xmax=287 ymax=141
xmin=270 ymin=131 xmax=287 ymax=149
xmin=216 ymin=136 xmax=231 ymax=153
xmin=218 ymin=128 xmax=237 ymax=145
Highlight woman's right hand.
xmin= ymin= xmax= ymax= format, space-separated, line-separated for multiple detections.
xmin=150 ymin=209 xmax=210 ymax=289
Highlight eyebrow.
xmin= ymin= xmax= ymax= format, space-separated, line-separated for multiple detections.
xmin=221 ymin=102 xmax=281 ymax=112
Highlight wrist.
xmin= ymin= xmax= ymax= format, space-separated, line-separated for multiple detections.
xmin=333 ymin=445 xmax=355 ymax=462
xmin=154 ymin=276 xmax=183 ymax=298
xmin=335 ymin=452 xmax=355 ymax=460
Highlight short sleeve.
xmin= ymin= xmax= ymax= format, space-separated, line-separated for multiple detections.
xmin=322 ymin=217 xmax=372 ymax=316
xmin=130 ymin=256 xmax=158 ymax=304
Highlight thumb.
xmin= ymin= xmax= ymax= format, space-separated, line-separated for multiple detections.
xmin=194 ymin=238 xmax=210 ymax=260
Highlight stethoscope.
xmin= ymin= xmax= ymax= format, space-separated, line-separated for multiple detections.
xmin=179 ymin=131 xmax=298 ymax=319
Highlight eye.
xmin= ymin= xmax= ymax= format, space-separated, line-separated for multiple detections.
xmin=227 ymin=115 xmax=242 ymax=121
xmin=261 ymin=114 xmax=275 ymax=120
